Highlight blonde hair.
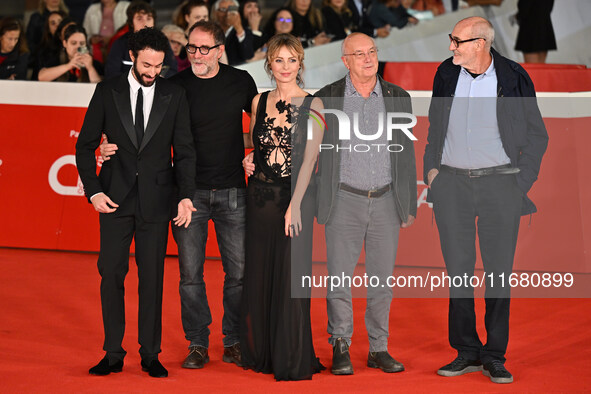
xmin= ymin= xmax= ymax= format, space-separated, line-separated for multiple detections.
xmin=321 ymin=0 xmax=352 ymax=16
xmin=38 ymin=0 xmax=69 ymax=14
xmin=265 ymin=33 xmax=305 ymax=86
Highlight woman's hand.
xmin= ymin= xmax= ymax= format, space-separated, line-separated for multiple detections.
xmin=246 ymin=10 xmax=262 ymax=32
xmin=79 ymin=53 xmax=94 ymax=69
xmin=67 ymin=53 xmax=84 ymax=70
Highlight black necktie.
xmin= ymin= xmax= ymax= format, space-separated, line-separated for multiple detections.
xmin=135 ymin=88 xmax=144 ymax=147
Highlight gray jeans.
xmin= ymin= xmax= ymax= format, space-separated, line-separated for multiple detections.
xmin=325 ymin=189 xmax=401 ymax=352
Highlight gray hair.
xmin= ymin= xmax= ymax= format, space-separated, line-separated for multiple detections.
xmin=458 ymin=16 xmax=494 ymax=49
xmin=341 ymin=32 xmax=376 ymax=56
xmin=213 ymin=0 xmax=239 ymax=11
xmin=161 ymin=24 xmax=185 ymax=36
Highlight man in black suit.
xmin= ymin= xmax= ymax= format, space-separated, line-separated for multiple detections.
xmin=76 ymin=27 xmax=197 ymax=378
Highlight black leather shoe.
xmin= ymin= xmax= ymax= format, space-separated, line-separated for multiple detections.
xmin=331 ymin=338 xmax=354 ymax=375
xmin=89 ymin=356 xmax=123 ymax=375
xmin=437 ymin=356 xmax=482 ymax=377
xmin=182 ymin=345 xmax=209 ymax=369
xmin=483 ymin=360 xmax=513 ymax=384
xmin=141 ymin=359 xmax=168 ymax=378
xmin=222 ymin=343 xmax=243 ymax=367
xmin=367 ymin=351 xmax=404 ymax=373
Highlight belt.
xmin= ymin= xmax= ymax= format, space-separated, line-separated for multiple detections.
xmin=339 ymin=183 xmax=391 ymax=198
xmin=440 ymin=164 xmax=519 ymax=178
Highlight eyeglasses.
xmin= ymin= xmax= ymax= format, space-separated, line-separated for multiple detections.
xmin=343 ymin=48 xmax=378 ymax=59
xmin=276 ymin=17 xmax=292 ymax=23
xmin=448 ymin=34 xmax=485 ymax=48
xmin=185 ymin=44 xmax=221 ymax=55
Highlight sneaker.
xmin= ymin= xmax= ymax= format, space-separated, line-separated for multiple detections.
xmin=483 ymin=360 xmax=513 ymax=384
xmin=437 ymin=356 xmax=482 ymax=377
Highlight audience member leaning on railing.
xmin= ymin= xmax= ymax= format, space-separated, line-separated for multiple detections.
xmin=26 ymin=0 xmax=70 ymax=60
xmin=239 ymin=0 xmax=264 ymax=50
xmin=38 ymin=24 xmax=102 ymax=83
xmin=246 ymin=7 xmax=295 ymax=63
xmin=287 ymin=0 xmax=331 ymax=47
xmin=322 ymin=0 xmax=354 ymax=41
xmin=30 ymin=10 xmax=66 ymax=80
xmin=368 ymin=0 xmax=418 ymax=31
xmin=0 ymin=17 xmax=30 ymax=80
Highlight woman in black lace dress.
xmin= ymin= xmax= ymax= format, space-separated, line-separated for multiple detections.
xmin=239 ymin=33 xmax=325 ymax=381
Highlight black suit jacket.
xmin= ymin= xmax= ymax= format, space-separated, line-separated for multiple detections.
xmin=348 ymin=0 xmax=375 ymax=36
xmin=76 ymin=73 xmax=196 ymax=222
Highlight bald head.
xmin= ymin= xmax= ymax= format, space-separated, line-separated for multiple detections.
xmin=341 ymin=32 xmax=375 ymax=56
xmin=455 ymin=16 xmax=494 ymax=49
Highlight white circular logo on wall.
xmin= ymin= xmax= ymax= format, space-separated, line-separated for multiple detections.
xmin=48 ymin=155 xmax=84 ymax=196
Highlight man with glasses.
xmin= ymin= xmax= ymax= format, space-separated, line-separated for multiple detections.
xmin=424 ymin=17 xmax=547 ymax=384
xmin=315 ymin=32 xmax=417 ymax=375
xmin=212 ymin=0 xmax=254 ymax=65
xmin=170 ymin=20 xmax=257 ymax=370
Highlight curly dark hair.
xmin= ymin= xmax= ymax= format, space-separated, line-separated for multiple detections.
xmin=126 ymin=0 xmax=156 ymax=30
xmin=128 ymin=27 xmax=170 ymax=58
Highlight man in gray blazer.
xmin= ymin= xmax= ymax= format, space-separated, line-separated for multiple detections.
xmin=315 ymin=33 xmax=417 ymax=375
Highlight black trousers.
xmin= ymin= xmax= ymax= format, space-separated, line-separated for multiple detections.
xmin=431 ymin=170 xmax=522 ymax=364
xmin=97 ymin=186 xmax=169 ymax=363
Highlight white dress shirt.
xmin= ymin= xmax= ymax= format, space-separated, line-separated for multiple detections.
xmin=128 ymin=68 xmax=156 ymax=131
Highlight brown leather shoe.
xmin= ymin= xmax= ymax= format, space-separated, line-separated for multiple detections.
xmin=182 ymin=345 xmax=209 ymax=369
xmin=222 ymin=343 xmax=242 ymax=367
xmin=367 ymin=351 xmax=404 ymax=373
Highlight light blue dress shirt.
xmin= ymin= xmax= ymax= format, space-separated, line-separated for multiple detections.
xmin=441 ymin=57 xmax=511 ymax=169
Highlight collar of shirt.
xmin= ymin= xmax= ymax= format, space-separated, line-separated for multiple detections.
xmin=344 ymin=73 xmax=382 ymax=98
xmin=352 ymin=0 xmax=363 ymax=14
xmin=460 ymin=54 xmax=495 ymax=81
xmin=128 ymin=68 xmax=156 ymax=129
xmin=127 ymin=68 xmax=156 ymax=96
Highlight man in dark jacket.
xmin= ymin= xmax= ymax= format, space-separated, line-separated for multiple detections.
xmin=76 ymin=27 xmax=195 ymax=378
xmin=423 ymin=17 xmax=548 ymax=384
xmin=316 ymin=33 xmax=417 ymax=376
xmin=105 ymin=1 xmax=177 ymax=78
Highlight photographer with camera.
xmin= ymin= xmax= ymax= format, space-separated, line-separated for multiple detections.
xmin=38 ymin=24 xmax=102 ymax=82
xmin=211 ymin=0 xmax=254 ymax=65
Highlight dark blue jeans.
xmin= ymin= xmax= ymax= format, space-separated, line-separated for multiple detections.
xmin=172 ymin=188 xmax=246 ymax=348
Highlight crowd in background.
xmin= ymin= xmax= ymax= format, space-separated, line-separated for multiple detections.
xmin=0 ymin=0 xmax=555 ymax=82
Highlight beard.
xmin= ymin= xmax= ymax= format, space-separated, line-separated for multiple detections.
xmin=190 ymin=61 xmax=212 ymax=77
xmin=132 ymin=61 xmax=156 ymax=87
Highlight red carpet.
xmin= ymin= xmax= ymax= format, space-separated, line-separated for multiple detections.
xmin=1 ymin=247 xmax=590 ymax=393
